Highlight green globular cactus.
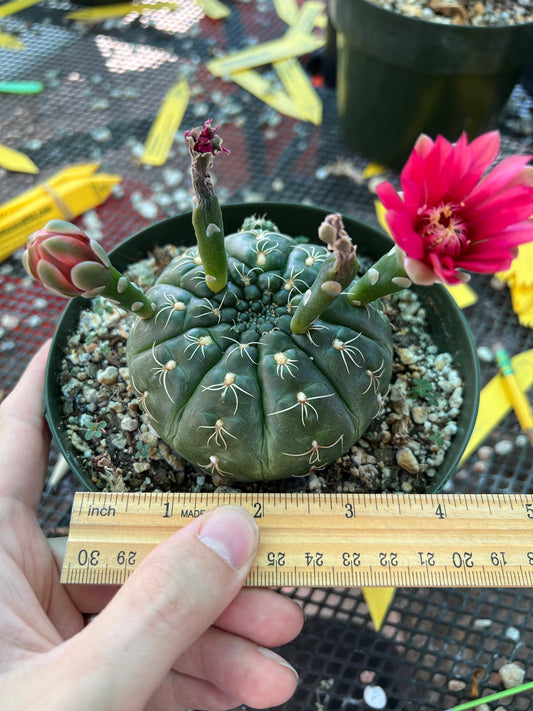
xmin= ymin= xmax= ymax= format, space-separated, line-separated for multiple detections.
xmin=24 ymin=120 xmax=397 ymax=485
xmin=126 ymin=216 xmax=393 ymax=483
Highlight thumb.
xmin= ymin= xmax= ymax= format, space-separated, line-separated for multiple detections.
xmin=64 ymin=505 xmax=259 ymax=710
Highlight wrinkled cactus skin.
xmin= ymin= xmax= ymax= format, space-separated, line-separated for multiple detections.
xmin=126 ymin=220 xmax=393 ymax=482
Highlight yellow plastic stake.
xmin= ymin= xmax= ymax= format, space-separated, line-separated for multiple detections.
xmin=272 ymin=0 xmax=299 ymax=25
xmin=141 ymin=78 xmax=189 ymax=166
xmin=207 ymin=32 xmax=323 ymax=77
xmin=0 ymin=0 xmax=41 ymax=18
xmin=459 ymin=349 xmax=533 ymax=464
xmin=66 ymin=2 xmax=183 ymax=21
xmin=0 ymin=31 xmax=25 ymax=49
xmin=192 ymin=0 xmax=229 ymax=19
xmin=362 ymin=587 xmax=396 ymax=631
xmin=286 ymin=0 xmax=325 ymax=37
xmin=0 ymin=144 xmax=39 ymax=174
xmin=273 ymin=58 xmax=322 ymax=124
xmin=0 ymin=167 xmax=121 ymax=263
xmin=229 ymin=69 xmax=310 ymax=121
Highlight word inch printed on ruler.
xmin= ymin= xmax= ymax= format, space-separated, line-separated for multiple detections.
xmin=60 ymin=492 xmax=533 ymax=588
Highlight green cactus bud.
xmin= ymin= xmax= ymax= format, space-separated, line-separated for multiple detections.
xmin=126 ymin=217 xmax=393 ymax=483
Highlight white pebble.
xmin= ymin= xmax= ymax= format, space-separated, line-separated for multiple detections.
xmin=494 ymin=440 xmax=513 ymax=456
xmin=1 ymin=314 xmax=20 ymax=330
xmin=505 ymin=626 xmax=520 ymax=642
xmin=363 ymin=685 xmax=387 ymax=709
xmin=120 ymin=416 xmax=139 ymax=432
xmin=396 ymin=447 xmax=419 ymax=474
xmin=477 ymin=346 xmax=493 ymax=363
xmin=477 ymin=446 xmax=493 ymax=461
xmin=97 ymin=365 xmax=118 ymax=385
xmin=162 ymin=168 xmax=183 ymax=187
xmin=473 ymin=618 xmax=492 ymax=629
xmin=499 ymin=662 xmax=525 ymax=688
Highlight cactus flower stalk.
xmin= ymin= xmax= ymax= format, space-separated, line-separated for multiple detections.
xmin=184 ymin=119 xmax=230 ymax=294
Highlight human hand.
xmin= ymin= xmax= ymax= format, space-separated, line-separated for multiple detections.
xmin=0 ymin=341 xmax=303 ymax=710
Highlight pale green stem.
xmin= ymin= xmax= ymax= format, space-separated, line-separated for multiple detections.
xmin=190 ymin=152 xmax=227 ymax=293
xmin=291 ymin=214 xmax=358 ymax=333
xmin=72 ymin=261 xmax=156 ymax=318
xmin=345 ymin=246 xmax=412 ymax=307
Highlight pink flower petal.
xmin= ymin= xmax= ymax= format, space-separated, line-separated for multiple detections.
xmin=375 ymin=181 xmax=404 ymax=211
xmin=385 ymin=210 xmax=425 ymax=258
xmin=403 ymin=257 xmax=437 ymax=285
xmin=464 ymin=155 xmax=533 ymax=209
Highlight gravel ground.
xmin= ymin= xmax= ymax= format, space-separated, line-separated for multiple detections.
xmin=57 ymin=246 xmax=465 ymax=495
xmin=367 ymin=0 xmax=533 ymax=26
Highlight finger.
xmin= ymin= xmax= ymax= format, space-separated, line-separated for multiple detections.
xmin=171 ymin=625 xmax=299 ymax=709
xmin=62 ymin=506 xmax=260 ymax=711
xmin=0 ymin=340 xmax=51 ymax=507
xmin=147 ymin=670 xmax=241 ymax=711
xmin=49 ymin=537 xmax=121 ymax=615
xmin=214 ymin=588 xmax=304 ymax=647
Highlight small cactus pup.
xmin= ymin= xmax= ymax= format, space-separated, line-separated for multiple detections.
xmin=24 ymin=120 xmax=399 ymax=484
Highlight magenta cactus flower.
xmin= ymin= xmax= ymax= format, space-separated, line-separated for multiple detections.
xmin=380 ymin=131 xmax=533 ymax=283
xmin=23 ymin=219 xmax=156 ymax=317
xmin=347 ymin=131 xmax=533 ymax=305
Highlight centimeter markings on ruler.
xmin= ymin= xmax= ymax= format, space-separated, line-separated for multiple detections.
xmin=60 ymin=491 xmax=533 ymax=588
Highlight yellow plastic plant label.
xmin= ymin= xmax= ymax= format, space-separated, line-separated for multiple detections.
xmin=459 ymin=349 xmax=533 ymax=464
xmin=273 ymin=58 xmax=322 ymax=124
xmin=207 ymin=32 xmax=323 ymax=77
xmin=0 ymin=171 xmax=121 ymax=263
xmin=497 ymin=242 xmax=533 ymax=328
xmin=286 ymin=0 xmax=325 ymax=37
xmin=362 ymin=587 xmax=396 ymax=631
xmin=445 ymin=283 xmax=478 ymax=308
xmin=141 ymin=78 xmax=189 ymax=166
xmin=0 ymin=163 xmax=102 ymax=219
xmin=229 ymin=69 xmax=310 ymax=121
xmin=67 ymin=2 xmax=183 ymax=21
xmin=0 ymin=144 xmax=39 ymax=174
xmin=0 ymin=0 xmax=40 ymax=18
xmin=272 ymin=0 xmax=299 ymax=25
xmin=192 ymin=0 xmax=229 ymax=19
xmin=0 ymin=31 xmax=25 ymax=49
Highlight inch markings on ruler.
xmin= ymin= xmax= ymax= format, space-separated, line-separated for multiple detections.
xmin=60 ymin=492 xmax=533 ymax=588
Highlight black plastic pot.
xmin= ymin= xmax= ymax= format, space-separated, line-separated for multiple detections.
xmin=329 ymin=0 xmax=533 ymax=169
xmin=44 ymin=203 xmax=480 ymax=492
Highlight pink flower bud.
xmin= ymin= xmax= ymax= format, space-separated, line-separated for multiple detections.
xmin=23 ymin=219 xmax=111 ymax=298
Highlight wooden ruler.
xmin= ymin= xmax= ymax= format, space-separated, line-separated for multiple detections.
xmin=60 ymin=492 xmax=533 ymax=588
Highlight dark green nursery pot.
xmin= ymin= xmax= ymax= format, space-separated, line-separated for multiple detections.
xmin=44 ymin=203 xmax=480 ymax=492
xmin=330 ymin=0 xmax=533 ymax=169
